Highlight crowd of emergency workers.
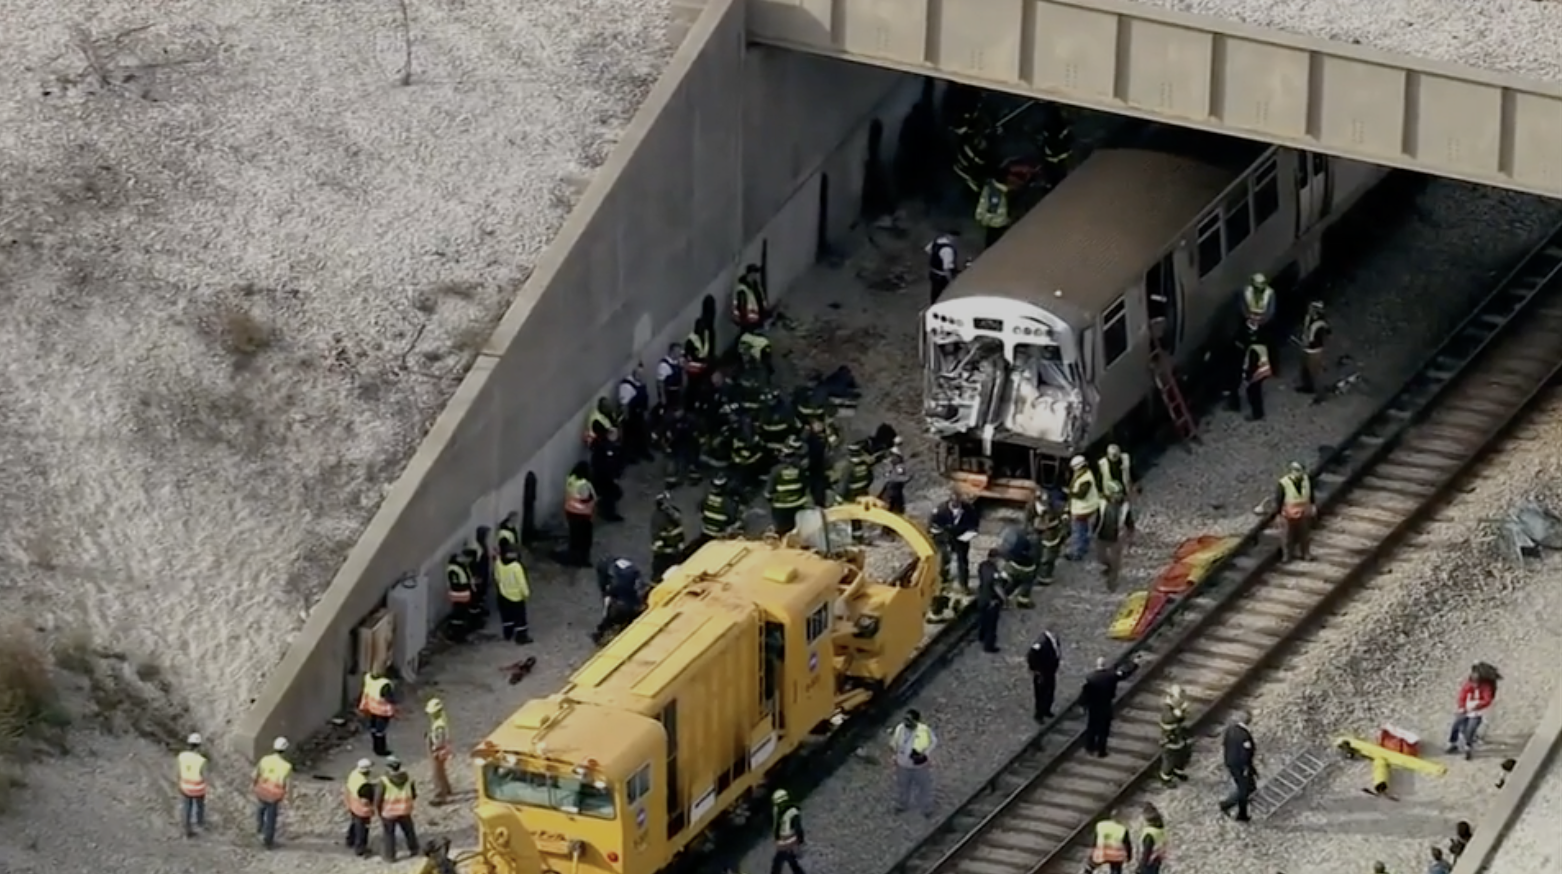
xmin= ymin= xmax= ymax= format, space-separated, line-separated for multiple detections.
xmin=162 ymin=86 xmax=1513 ymax=874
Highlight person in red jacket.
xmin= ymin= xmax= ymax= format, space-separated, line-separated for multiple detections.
xmin=1447 ymin=663 xmax=1500 ymax=759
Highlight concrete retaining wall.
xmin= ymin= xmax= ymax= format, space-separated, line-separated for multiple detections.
xmin=233 ymin=0 xmax=918 ymax=759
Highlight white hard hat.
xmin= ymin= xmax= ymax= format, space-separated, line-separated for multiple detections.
xmin=1165 ymin=684 xmax=1186 ymax=703
xmin=272 ymin=736 xmax=290 ymax=752
xmin=1106 ymin=444 xmax=1121 ymax=458
xmin=187 ymin=732 xmax=203 ymax=746
xmin=1069 ymin=455 xmax=1086 ymax=469
xmin=356 ymin=758 xmax=373 ymax=771
xmin=1251 ymin=272 xmax=1267 ymax=285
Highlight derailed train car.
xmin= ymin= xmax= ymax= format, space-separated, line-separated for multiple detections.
xmin=922 ymin=124 xmax=1388 ymax=503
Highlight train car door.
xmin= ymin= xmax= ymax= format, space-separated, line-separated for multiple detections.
xmin=1295 ymin=152 xmax=1332 ymax=234
xmin=1143 ymin=252 xmax=1181 ymax=355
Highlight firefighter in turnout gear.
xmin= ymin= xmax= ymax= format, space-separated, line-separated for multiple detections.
xmin=1158 ymin=685 xmax=1192 ymax=785
xmin=738 ymin=329 xmax=775 ymax=382
xmin=759 ymin=393 xmax=798 ymax=457
xmin=950 ymin=103 xmax=990 ymax=195
xmin=834 ymin=443 xmax=875 ymax=541
xmin=1033 ymin=496 xmax=1067 ymax=585
xmin=650 ymin=493 xmax=686 ymax=582
xmin=1098 ymin=444 xmax=1133 ymax=496
xmin=1269 ymin=461 xmax=1315 ymax=562
xmin=878 ymin=440 xmax=910 ymax=514
xmin=1040 ymin=106 xmax=1073 ymax=189
xmin=766 ymin=446 xmax=810 ymax=535
xmin=698 ymin=474 xmax=740 ymax=547
xmin=731 ymin=417 xmax=768 ymax=499
xmin=1297 ymin=300 xmax=1332 ymax=399
xmin=998 ymin=523 xmax=1040 ymax=607
xmin=975 ymin=178 xmax=1013 ymax=248
xmin=732 ymin=263 xmax=769 ymax=332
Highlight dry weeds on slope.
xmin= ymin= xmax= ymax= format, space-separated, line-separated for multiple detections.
xmin=0 ymin=0 xmax=670 ymax=735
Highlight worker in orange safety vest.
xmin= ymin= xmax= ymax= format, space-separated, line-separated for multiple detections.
xmin=176 ymin=732 xmax=209 ymax=838
xmin=358 ymin=667 xmax=397 ymax=757
xmin=1090 ymin=810 xmax=1131 ymax=874
xmin=562 ymin=461 xmax=598 ymax=568
xmin=252 ymin=736 xmax=294 ymax=850
xmin=377 ymin=756 xmax=421 ymax=863
xmin=1268 ymin=461 xmax=1314 ymax=562
xmin=343 ymin=758 xmax=375 ymax=857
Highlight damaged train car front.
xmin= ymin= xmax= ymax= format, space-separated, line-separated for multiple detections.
xmin=923 ymin=296 xmax=1096 ymax=503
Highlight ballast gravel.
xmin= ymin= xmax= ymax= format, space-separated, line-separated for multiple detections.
xmin=1131 ymin=0 xmax=1562 ymax=82
xmin=732 ymin=178 xmax=1562 ymax=874
xmin=1124 ymin=394 xmax=1562 ymax=874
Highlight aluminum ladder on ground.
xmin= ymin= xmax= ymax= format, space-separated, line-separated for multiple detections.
xmin=1248 ymin=748 xmax=1336 ymax=821
xmin=1149 ymin=339 xmax=1197 ymax=443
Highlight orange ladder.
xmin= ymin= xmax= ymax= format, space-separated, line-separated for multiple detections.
xmin=1150 ymin=339 xmax=1197 ymax=443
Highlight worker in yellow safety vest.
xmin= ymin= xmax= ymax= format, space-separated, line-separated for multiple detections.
xmin=1241 ymin=273 xmax=1276 ymax=330
xmin=425 ymin=698 xmax=454 ymax=804
xmin=357 ymin=667 xmax=397 ymax=757
xmin=1090 ymin=810 xmax=1132 ymax=874
xmin=563 ymin=461 xmax=598 ymax=568
xmin=1066 ymin=455 xmax=1101 ymax=562
xmin=974 ymin=178 xmax=1013 ymax=248
xmin=377 ymin=756 xmax=421 ymax=863
xmin=1137 ymin=804 xmax=1168 ymax=874
xmin=252 ymin=736 xmax=294 ymax=850
xmin=1097 ymin=444 xmax=1133 ymax=497
xmin=344 ymin=758 xmax=375 ymax=857
xmin=582 ymin=397 xmax=617 ymax=447
xmin=177 ymin=732 xmax=208 ymax=838
xmin=1267 ymin=461 xmax=1314 ymax=562
xmin=731 ymin=263 xmax=768 ymax=332
xmin=889 ymin=710 xmax=937 ymax=816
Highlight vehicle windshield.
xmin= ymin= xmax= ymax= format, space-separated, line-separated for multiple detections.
xmin=483 ymin=763 xmax=617 ymax=820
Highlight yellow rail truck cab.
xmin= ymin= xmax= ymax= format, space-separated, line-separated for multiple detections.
xmin=471 ymin=503 xmax=941 ymax=874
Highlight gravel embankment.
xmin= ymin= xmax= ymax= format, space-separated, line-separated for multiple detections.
xmin=1131 ymin=0 xmax=1562 ymax=81
xmin=0 ymin=0 xmax=670 ymax=737
xmin=731 ymin=180 xmax=1562 ymax=874
xmin=1112 ymin=394 xmax=1562 ymax=873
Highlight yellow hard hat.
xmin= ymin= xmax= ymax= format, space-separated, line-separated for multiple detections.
xmin=425 ymin=698 xmax=444 ymax=715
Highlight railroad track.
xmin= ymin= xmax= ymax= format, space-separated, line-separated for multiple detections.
xmin=884 ymin=226 xmax=1562 ymax=874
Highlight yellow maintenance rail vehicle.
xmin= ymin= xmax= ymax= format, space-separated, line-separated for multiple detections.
xmin=460 ymin=500 xmax=941 ymax=874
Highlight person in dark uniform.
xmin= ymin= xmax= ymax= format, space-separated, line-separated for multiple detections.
xmin=997 ymin=522 xmax=1040 ymax=607
xmin=649 ymin=493 xmax=685 ymax=583
xmin=1080 ymin=655 xmax=1143 ymax=757
xmin=443 ymin=552 xmax=477 ymax=643
xmin=1219 ymin=711 xmax=1258 ymax=822
xmin=593 ymin=557 xmax=646 ymax=644
xmin=1026 ymin=629 xmax=1060 ymax=722
xmin=1158 ymin=685 xmax=1192 ymax=786
xmin=974 ymin=551 xmax=1006 ymax=653
xmin=588 ymin=432 xmax=626 ymax=522
xmin=659 ymin=405 xmax=701 ymax=488
xmin=766 ymin=447 xmax=809 ymax=536
xmin=1240 ymin=339 xmax=1272 ymax=421
xmin=802 ymin=419 xmax=832 ymax=507
xmin=616 ymin=365 xmax=653 ymax=463
xmin=929 ymin=494 xmax=978 ymax=590
xmin=467 ymin=530 xmax=493 ymax=625
xmin=696 ymin=474 xmax=740 ymax=549
xmin=878 ymin=440 xmax=910 ymax=514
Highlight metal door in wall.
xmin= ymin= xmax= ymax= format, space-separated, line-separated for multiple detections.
xmin=1295 ymin=151 xmax=1332 ymax=235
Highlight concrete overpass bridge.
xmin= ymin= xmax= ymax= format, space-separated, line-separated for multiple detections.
xmin=747 ymin=0 xmax=1562 ymax=198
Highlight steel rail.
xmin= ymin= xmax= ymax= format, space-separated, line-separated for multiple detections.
xmin=882 ymin=221 xmax=1562 ymax=874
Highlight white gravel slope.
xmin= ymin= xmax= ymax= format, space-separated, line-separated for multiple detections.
xmin=1130 ymin=0 xmax=1562 ymax=81
xmin=733 ymin=179 xmax=1562 ymax=874
xmin=0 ymin=0 xmax=669 ymax=737
xmin=1113 ymin=395 xmax=1562 ymax=874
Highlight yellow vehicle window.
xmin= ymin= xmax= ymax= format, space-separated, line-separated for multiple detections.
xmin=483 ymin=764 xmax=617 ymax=820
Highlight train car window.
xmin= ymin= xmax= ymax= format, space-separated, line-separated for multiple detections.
xmin=1224 ymin=188 xmax=1252 ymax=250
xmin=1102 ymin=299 xmax=1129 ymax=365
xmin=1196 ymin=213 xmax=1223 ymax=277
xmin=805 ymin=604 xmax=830 ymax=643
xmin=1310 ymin=152 xmax=1328 ymax=178
xmin=628 ymin=764 xmax=652 ymax=805
xmin=1253 ymin=160 xmax=1280 ymax=224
